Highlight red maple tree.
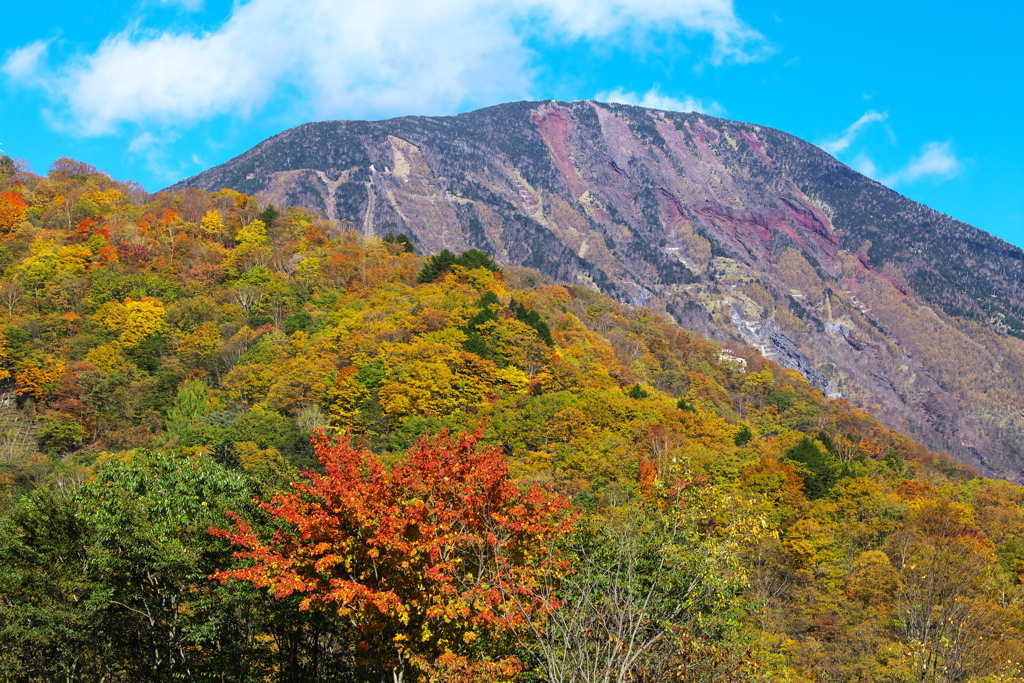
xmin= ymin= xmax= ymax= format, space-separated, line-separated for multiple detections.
xmin=212 ymin=428 xmax=572 ymax=682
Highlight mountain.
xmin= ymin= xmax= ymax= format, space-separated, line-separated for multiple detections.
xmin=169 ymin=100 xmax=1024 ymax=481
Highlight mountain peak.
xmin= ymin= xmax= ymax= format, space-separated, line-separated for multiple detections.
xmin=169 ymin=100 xmax=1024 ymax=481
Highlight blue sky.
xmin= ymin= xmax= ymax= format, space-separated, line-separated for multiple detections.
xmin=2 ymin=0 xmax=1022 ymax=248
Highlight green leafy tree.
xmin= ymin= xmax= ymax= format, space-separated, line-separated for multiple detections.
xmin=417 ymin=248 xmax=499 ymax=283
xmin=523 ymin=494 xmax=764 ymax=683
xmin=784 ymin=437 xmax=840 ymax=499
xmin=37 ymin=413 xmax=87 ymax=453
xmin=510 ymin=298 xmax=554 ymax=346
xmin=164 ymin=380 xmax=211 ymax=447
xmin=383 ymin=232 xmax=415 ymax=253
xmin=0 ymin=452 xmax=270 ymax=681
xmin=258 ymin=204 xmax=279 ymax=228
xmin=734 ymin=425 xmax=753 ymax=446
xmin=627 ymin=383 xmax=649 ymax=400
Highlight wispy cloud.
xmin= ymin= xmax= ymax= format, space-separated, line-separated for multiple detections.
xmin=595 ymin=86 xmax=723 ymax=114
xmin=2 ymin=40 xmax=53 ymax=91
xmin=853 ymin=153 xmax=877 ymax=179
xmin=159 ymin=0 xmax=204 ymax=10
xmin=882 ymin=142 xmax=961 ymax=186
xmin=126 ymin=130 xmax=188 ymax=182
xmin=2 ymin=0 xmax=770 ymax=136
xmin=819 ymin=110 xmax=888 ymax=155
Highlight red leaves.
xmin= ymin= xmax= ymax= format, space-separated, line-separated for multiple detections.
xmin=212 ymin=427 xmax=572 ymax=677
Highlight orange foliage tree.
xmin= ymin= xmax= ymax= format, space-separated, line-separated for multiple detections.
xmin=0 ymin=190 xmax=27 ymax=234
xmin=213 ymin=428 xmax=572 ymax=682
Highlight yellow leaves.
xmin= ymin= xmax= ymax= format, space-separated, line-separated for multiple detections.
xmin=85 ymin=344 xmax=134 ymax=373
xmin=783 ymin=517 xmax=839 ymax=570
xmin=17 ymin=240 xmax=58 ymax=291
xmin=80 ymin=188 xmax=127 ymax=212
xmin=495 ymin=365 xmax=529 ymax=394
xmin=780 ymin=368 xmax=809 ymax=386
xmin=418 ymin=327 xmax=468 ymax=347
xmin=451 ymin=264 xmax=498 ymax=290
xmin=223 ymin=363 xmax=277 ymax=404
xmin=906 ymin=496 xmax=979 ymax=538
xmin=776 ymin=247 xmax=826 ymax=305
xmin=546 ymin=406 xmax=595 ymax=444
xmin=262 ymin=352 xmax=335 ymax=414
xmin=94 ymin=297 xmax=166 ymax=347
xmin=537 ymin=352 xmax=594 ymax=393
xmin=235 ymin=218 xmax=269 ymax=249
xmin=56 ymin=244 xmax=92 ymax=276
xmin=177 ymin=321 xmax=221 ymax=367
xmin=482 ymin=318 xmax=550 ymax=375
xmin=379 ymin=341 xmax=498 ymax=418
xmin=742 ymin=368 xmax=775 ymax=397
xmin=235 ymin=441 xmax=294 ymax=482
xmin=226 ymin=219 xmax=270 ymax=274
xmin=324 ymin=366 xmax=368 ymax=428
xmin=845 ymin=550 xmax=899 ymax=607
xmin=295 ymin=256 xmax=321 ymax=283
xmin=200 ymin=210 xmax=223 ymax=238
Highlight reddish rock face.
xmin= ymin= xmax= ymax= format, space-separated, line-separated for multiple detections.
xmin=531 ymin=104 xmax=589 ymax=200
xmin=170 ymin=100 xmax=1024 ymax=483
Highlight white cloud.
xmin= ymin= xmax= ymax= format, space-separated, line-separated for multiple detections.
xmin=882 ymin=142 xmax=961 ymax=186
xmin=853 ymin=153 xmax=877 ymax=179
xmin=2 ymin=40 xmax=52 ymax=90
xmin=3 ymin=0 xmax=768 ymax=135
xmin=595 ymin=86 xmax=723 ymax=114
xmin=819 ymin=110 xmax=888 ymax=155
xmin=530 ymin=0 xmax=771 ymax=64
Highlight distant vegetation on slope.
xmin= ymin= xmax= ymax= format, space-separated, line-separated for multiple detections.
xmin=0 ymin=157 xmax=1023 ymax=681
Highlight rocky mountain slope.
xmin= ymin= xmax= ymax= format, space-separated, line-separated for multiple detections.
xmin=169 ymin=101 xmax=1024 ymax=481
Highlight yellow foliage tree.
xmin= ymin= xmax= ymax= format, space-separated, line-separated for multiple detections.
xmin=80 ymin=189 xmax=127 ymax=212
xmin=94 ymin=297 xmax=167 ymax=347
xmin=17 ymin=240 xmax=59 ymax=293
xmin=56 ymin=244 xmax=93 ymax=277
xmin=85 ymin=344 xmax=134 ymax=373
xmin=235 ymin=219 xmax=269 ymax=249
xmin=200 ymin=210 xmax=224 ymax=239
xmin=177 ymin=321 xmax=222 ymax=368
xmin=322 ymin=366 xmax=367 ymax=428
xmin=379 ymin=341 xmax=497 ymax=418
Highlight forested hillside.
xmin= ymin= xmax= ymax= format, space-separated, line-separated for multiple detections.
xmin=1 ymin=156 xmax=1023 ymax=681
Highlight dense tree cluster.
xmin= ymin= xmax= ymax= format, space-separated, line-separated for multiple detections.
xmin=0 ymin=157 xmax=1022 ymax=681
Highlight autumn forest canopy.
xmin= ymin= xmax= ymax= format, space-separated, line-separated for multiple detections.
xmin=1 ymin=155 xmax=1023 ymax=682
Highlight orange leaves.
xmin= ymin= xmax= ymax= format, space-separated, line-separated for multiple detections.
xmin=14 ymin=356 xmax=66 ymax=402
xmin=213 ymin=428 xmax=571 ymax=678
xmin=895 ymin=480 xmax=938 ymax=500
xmin=0 ymin=190 xmax=27 ymax=235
